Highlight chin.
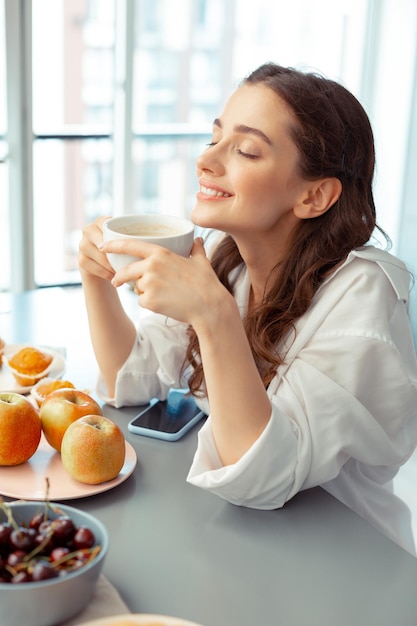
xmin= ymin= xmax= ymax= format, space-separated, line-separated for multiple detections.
xmin=191 ymin=206 xmax=225 ymax=233
xmin=190 ymin=204 xmax=206 ymax=225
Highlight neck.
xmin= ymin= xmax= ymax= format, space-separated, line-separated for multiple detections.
xmin=235 ymin=238 xmax=284 ymax=310
xmin=247 ymin=264 xmax=281 ymax=311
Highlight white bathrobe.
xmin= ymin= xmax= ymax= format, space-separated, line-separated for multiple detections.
xmin=99 ymin=244 xmax=417 ymax=554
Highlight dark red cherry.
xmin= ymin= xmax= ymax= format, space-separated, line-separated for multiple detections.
xmin=10 ymin=527 xmax=36 ymax=551
xmin=73 ymin=526 xmax=95 ymax=549
xmin=38 ymin=520 xmax=53 ymax=535
xmin=0 ymin=522 xmax=12 ymax=547
xmin=51 ymin=516 xmax=76 ymax=544
xmin=31 ymin=560 xmax=59 ymax=581
xmin=50 ymin=546 xmax=71 ymax=562
xmin=11 ymin=570 xmax=32 ymax=583
xmin=29 ymin=511 xmax=46 ymax=531
xmin=7 ymin=550 xmax=26 ymax=567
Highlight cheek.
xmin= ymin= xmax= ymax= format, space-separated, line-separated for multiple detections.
xmin=254 ymin=169 xmax=299 ymax=206
xmin=243 ymin=178 xmax=280 ymax=210
xmin=230 ymin=167 xmax=276 ymax=207
xmin=234 ymin=163 xmax=278 ymax=192
xmin=241 ymin=182 xmax=294 ymax=227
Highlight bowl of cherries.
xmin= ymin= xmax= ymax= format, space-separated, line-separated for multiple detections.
xmin=0 ymin=498 xmax=109 ymax=626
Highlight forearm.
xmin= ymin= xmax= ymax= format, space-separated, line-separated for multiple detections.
xmin=81 ymin=272 xmax=137 ymax=397
xmin=193 ymin=295 xmax=272 ymax=465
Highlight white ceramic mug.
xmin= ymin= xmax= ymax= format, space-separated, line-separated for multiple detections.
xmin=103 ymin=214 xmax=195 ymax=272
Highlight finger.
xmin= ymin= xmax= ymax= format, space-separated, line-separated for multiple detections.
xmin=110 ymin=258 xmax=148 ymax=288
xmin=79 ymin=254 xmax=115 ymax=281
xmin=96 ymin=215 xmax=112 ymax=230
xmin=133 ymin=277 xmax=144 ymax=296
xmin=190 ymin=237 xmax=207 ymax=258
xmin=80 ymin=238 xmax=105 ymax=267
xmin=79 ymin=238 xmax=116 ymax=277
xmin=100 ymin=238 xmax=163 ymax=259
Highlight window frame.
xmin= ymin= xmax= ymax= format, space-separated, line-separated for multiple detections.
xmin=5 ymin=0 xmax=35 ymax=291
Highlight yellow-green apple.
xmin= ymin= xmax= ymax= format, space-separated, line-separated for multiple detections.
xmin=39 ymin=388 xmax=102 ymax=452
xmin=60 ymin=414 xmax=126 ymax=484
xmin=0 ymin=392 xmax=42 ymax=465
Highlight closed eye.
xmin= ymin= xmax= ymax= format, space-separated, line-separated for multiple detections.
xmin=206 ymin=141 xmax=259 ymax=160
xmin=236 ymin=148 xmax=258 ymax=160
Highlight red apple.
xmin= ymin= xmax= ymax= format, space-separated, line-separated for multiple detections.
xmin=39 ymin=388 xmax=102 ymax=452
xmin=61 ymin=415 xmax=126 ymax=484
xmin=0 ymin=392 xmax=42 ymax=465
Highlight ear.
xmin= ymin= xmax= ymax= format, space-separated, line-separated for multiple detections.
xmin=294 ymin=177 xmax=342 ymax=219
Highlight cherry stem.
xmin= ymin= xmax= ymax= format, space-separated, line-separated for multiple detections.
xmin=0 ymin=498 xmax=20 ymax=531
xmin=23 ymin=526 xmax=55 ymax=562
xmin=51 ymin=545 xmax=101 ymax=569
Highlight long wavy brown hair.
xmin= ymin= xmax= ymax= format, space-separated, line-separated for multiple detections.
xmin=184 ymin=62 xmax=388 ymax=396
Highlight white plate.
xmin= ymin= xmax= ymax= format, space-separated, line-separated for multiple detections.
xmin=79 ymin=615 xmax=205 ymax=626
xmin=0 ymin=433 xmax=137 ymax=500
xmin=0 ymin=344 xmax=66 ymax=394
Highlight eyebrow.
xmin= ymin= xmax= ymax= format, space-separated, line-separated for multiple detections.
xmin=213 ymin=118 xmax=272 ymax=146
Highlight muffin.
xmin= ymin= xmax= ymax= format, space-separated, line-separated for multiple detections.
xmin=7 ymin=346 xmax=54 ymax=386
xmin=31 ymin=377 xmax=75 ymax=407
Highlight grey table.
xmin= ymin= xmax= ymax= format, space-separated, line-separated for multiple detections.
xmin=1 ymin=287 xmax=417 ymax=626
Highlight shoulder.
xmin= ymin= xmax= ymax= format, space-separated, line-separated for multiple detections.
xmin=322 ymin=246 xmax=411 ymax=304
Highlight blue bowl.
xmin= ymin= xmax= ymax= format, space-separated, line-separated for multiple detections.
xmin=0 ymin=501 xmax=109 ymax=626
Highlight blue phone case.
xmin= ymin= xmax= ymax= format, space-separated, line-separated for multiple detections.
xmin=127 ymin=391 xmax=206 ymax=441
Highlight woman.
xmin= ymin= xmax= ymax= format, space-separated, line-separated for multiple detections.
xmin=78 ymin=63 xmax=417 ymax=553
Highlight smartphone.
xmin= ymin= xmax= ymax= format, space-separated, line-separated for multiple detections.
xmin=128 ymin=389 xmax=206 ymax=441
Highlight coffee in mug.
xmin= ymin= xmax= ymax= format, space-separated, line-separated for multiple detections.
xmin=103 ymin=214 xmax=195 ymax=272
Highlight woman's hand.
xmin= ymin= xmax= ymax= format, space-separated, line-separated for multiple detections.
xmin=101 ymin=237 xmax=230 ymax=326
xmin=78 ymin=216 xmax=115 ymax=282
xmin=78 ymin=216 xmax=138 ymax=396
xmin=105 ymin=234 xmax=272 ymax=465
xmin=84 ymin=227 xmax=272 ymax=464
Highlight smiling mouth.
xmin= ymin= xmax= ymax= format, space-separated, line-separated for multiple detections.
xmin=200 ymin=185 xmax=231 ymax=198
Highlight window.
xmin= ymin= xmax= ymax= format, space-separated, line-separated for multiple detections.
xmin=0 ymin=0 xmax=9 ymax=290
xmin=2 ymin=0 xmax=417 ymax=298
xmin=31 ymin=0 xmax=115 ymax=286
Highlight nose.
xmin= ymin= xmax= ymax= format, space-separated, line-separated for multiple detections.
xmin=196 ymin=144 xmax=225 ymax=176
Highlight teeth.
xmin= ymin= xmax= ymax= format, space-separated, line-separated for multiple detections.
xmin=201 ymin=185 xmax=231 ymax=198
